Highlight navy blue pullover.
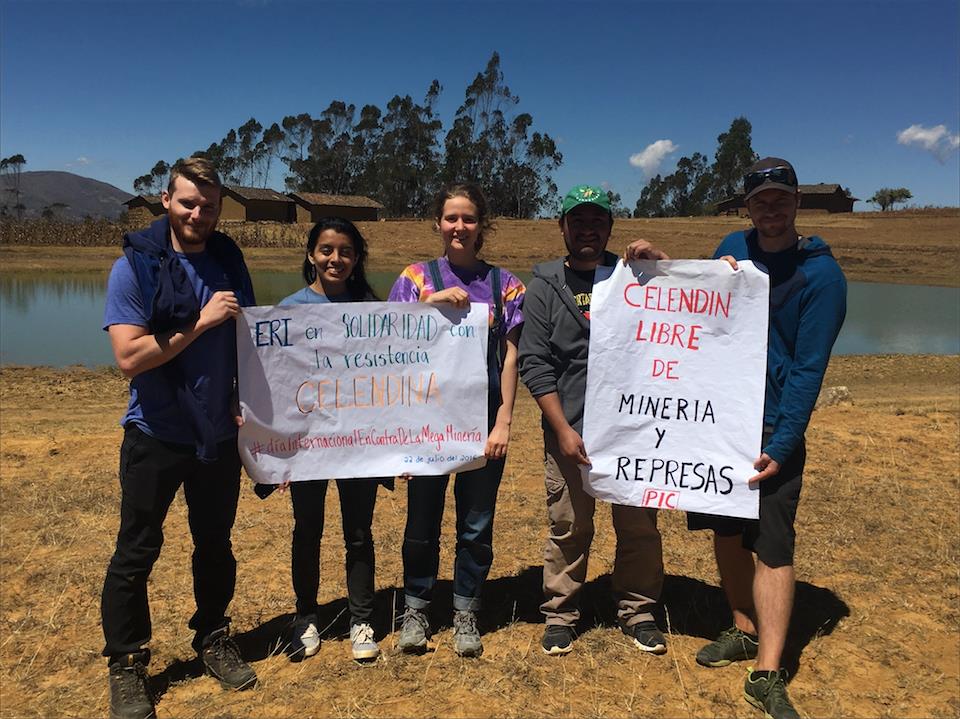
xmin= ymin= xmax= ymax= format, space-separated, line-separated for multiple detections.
xmin=715 ymin=230 xmax=846 ymax=464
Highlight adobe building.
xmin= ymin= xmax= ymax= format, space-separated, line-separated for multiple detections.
xmin=123 ymin=195 xmax=164 ymax=224
xmin=221 ymin=186 xmax=295 ymax=222
xmin=288 ymin=192 xmax=384 ymax=223
xmin=716 ymin=184 xmax=858 ymax=215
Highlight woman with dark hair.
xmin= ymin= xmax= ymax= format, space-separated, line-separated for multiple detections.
xmin=285 ymin=216 xmax=378 ymax=302
xmin=278 ymin=216 xmax=383 ymax=662
xmin=388 ymin=183 xmax=525 ymax=658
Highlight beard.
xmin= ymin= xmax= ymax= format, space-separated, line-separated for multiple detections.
xmin=171 ymin=216 xmax=215 ymax=248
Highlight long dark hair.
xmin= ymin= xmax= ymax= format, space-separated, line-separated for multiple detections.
xmin=301 ymin=216 xmax=378 ymax=300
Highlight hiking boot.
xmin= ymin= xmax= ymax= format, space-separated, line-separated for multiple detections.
xmin=288 ymin=614 xmax=320 ymax=661
xmin=697 ymin=625 xmax=759 ymax=667
xmin=622 ymin=620 xmax=667 ymax=654
xmin=108 ymin=652 xmax=155 ymax=719
xmin=200 ymin=627 xmax=257 ymax=691
xmin=452 ymin=610 xmax=483 ymax=658
xmin=541 ymin=625 xmax=575 ymax=655
xmin=350 ymin=622 xmax=380 ymax=662
xmin=397 ymin=606 xmax=430 ymax=653
xmin=744 ymin=668 xmax=800 ymax=719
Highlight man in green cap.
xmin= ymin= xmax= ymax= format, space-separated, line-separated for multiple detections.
xmin=519 ymin=184 xmax=669 ymax=655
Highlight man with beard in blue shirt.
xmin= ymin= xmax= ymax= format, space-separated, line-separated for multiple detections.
xmin=101 ymin=158 xmax=257 ymax=719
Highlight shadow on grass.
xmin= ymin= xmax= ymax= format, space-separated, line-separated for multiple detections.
xmin=219 ymin=566 xmax=847 ymax=678
xmin=203 ymin=566 xmax=547 ymax=665
xmin=149 ymin=656 xmax=204 ymax=703
xmin=581 ymin=572 xmax=849 ymax=677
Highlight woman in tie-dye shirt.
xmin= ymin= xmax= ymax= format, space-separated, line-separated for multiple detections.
xmin=388 ymin=182 xmax=524 ymax=658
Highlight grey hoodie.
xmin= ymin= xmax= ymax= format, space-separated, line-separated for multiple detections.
xmin=518 ymin=251 xmax=620 ymax=436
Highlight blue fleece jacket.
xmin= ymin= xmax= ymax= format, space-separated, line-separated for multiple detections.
xmin=715 ymin=230 xmax=846 ymax=464
xmin=114 ymin=216 xmax=255 ymax=462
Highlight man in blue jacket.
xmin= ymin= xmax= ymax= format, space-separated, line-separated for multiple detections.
xmin=101 ymin=158 xmax=257 ymax=719
xmin=688 ymin=158 xmax=847 ymax=719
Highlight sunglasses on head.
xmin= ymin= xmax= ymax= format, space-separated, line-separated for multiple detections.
xmin=743 ymin=166 xmax=797 ymax=195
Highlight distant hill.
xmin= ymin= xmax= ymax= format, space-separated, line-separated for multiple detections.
xmin=0 ymin=171 xmax=133 ymax=220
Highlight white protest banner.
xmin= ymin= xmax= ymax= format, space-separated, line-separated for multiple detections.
xmin=581 ymin=260 xmax=769 ymax=519
xmin=237 ymin=302 xmax=489 ymax=484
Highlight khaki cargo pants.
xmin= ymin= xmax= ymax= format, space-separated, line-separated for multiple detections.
xmin=541 ymin=433 xmax=664 ymax=627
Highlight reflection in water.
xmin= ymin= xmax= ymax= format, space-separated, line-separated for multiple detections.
xmin=0 ymin=273 xmax=108 ymax=311
xmin=1 ymin=272 xmax=957 ymax=367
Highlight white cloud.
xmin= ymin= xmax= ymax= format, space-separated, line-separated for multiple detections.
xmin=629 ymin=139 xmax=678 ymax=176
xmin=897 ymin=124 xmax=960 ymax=162
xmin=65 ymin=156 xmax=92 ymax=170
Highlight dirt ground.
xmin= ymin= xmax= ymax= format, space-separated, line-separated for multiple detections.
xmin=1 ymin=354 xmax=958 ymax=719
xmin=2 ymin=210 xmax=958 ymax=287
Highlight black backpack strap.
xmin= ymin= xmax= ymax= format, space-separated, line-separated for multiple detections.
xmin=491 ymin=266 xmax=503 ymax=330
xmin=427 ymin=259 xmax=445 ymax=292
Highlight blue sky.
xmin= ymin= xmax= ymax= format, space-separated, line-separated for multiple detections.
xmin=2 ymin=0 xmax=958 ymax=211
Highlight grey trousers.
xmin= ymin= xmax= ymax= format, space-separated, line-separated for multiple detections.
xmin=541 ymin=433 xmax=664 ymax=627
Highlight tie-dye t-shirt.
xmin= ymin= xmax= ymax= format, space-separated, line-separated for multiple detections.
xmin=388 ymin=256 xmax=525 ymax=337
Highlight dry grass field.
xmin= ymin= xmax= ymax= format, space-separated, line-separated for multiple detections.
xmin=1 ymin=212 xmax=958 ymax=718
xmin=1 ymin=209 xmax=958 ymax=286
xmin=0 ymin=356 xmax=958 ymax=718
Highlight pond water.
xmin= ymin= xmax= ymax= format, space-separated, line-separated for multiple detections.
xmin=1 ymin=271 xmax=957 ymax=367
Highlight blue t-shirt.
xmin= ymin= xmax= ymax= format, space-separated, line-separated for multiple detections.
xmin=104 ymin=250 xmax=246 ymax=444
xmin=278 ymin=286 xmax=351 ymax=305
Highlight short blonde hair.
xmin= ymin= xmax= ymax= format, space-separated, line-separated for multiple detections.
xmin=167 ymin=157 xmax=222 ymax=194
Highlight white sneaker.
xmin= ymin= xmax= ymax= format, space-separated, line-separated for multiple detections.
xmin=350 ymin=622 xmax=380 ymax=661
xmin=290 ymin=615 xmax=320 ymax=660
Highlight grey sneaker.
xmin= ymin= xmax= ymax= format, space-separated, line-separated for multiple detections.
xmin=452 ymin=610 xmax=483 ymax=658
xmin=697 ymin=625 xmax=759 ymax=667
xmin=622 ymin=620 xmax=667 ymax=654
xmin=288 ymin=614 xmax=320 ymax=661
xmin=744 ymin=668 xmax=800 ymax=719
xmin=108 ymin=652 xmax=155 ymax=719
xmin=541 ymin=625 xmax=575 ymax=655
xmin=350 ymin=622 xmax=380 ymax=662
xmin=397 ymin=606 xmax=430 ymax=653
xmin=200 ymin=627 xmax=257 ymax=690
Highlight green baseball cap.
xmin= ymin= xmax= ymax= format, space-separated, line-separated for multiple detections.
xmin=561 ymin=184 xmax=611 ymax=216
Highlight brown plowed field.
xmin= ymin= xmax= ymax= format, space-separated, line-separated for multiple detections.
xmin=2 ymin=210 xmax=958 ymax=286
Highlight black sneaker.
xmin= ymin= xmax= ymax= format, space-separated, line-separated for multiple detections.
xmin=108 ymin=652 xmax=155 ymax=719
xmin=696 ymin=625 xmax=759 ymax=667
xmin=541 ymin=625 xmax=575 ymax=655
xmin=200 ymin=627 xmax=257 ymax=691
xmin=744 ymin=668 xmax=800 ymax=719
xmin=622 ymin=620 xmax=667 ymax=654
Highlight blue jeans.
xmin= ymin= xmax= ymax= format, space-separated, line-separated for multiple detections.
xmin=402 ymin=456 xmax=505 ymax=612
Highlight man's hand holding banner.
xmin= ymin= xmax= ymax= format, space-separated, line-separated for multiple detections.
xmin=237 ymin=302 xmax=490 ymax=485
xmin=582 ymin=260 xmax=769 ymax=519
